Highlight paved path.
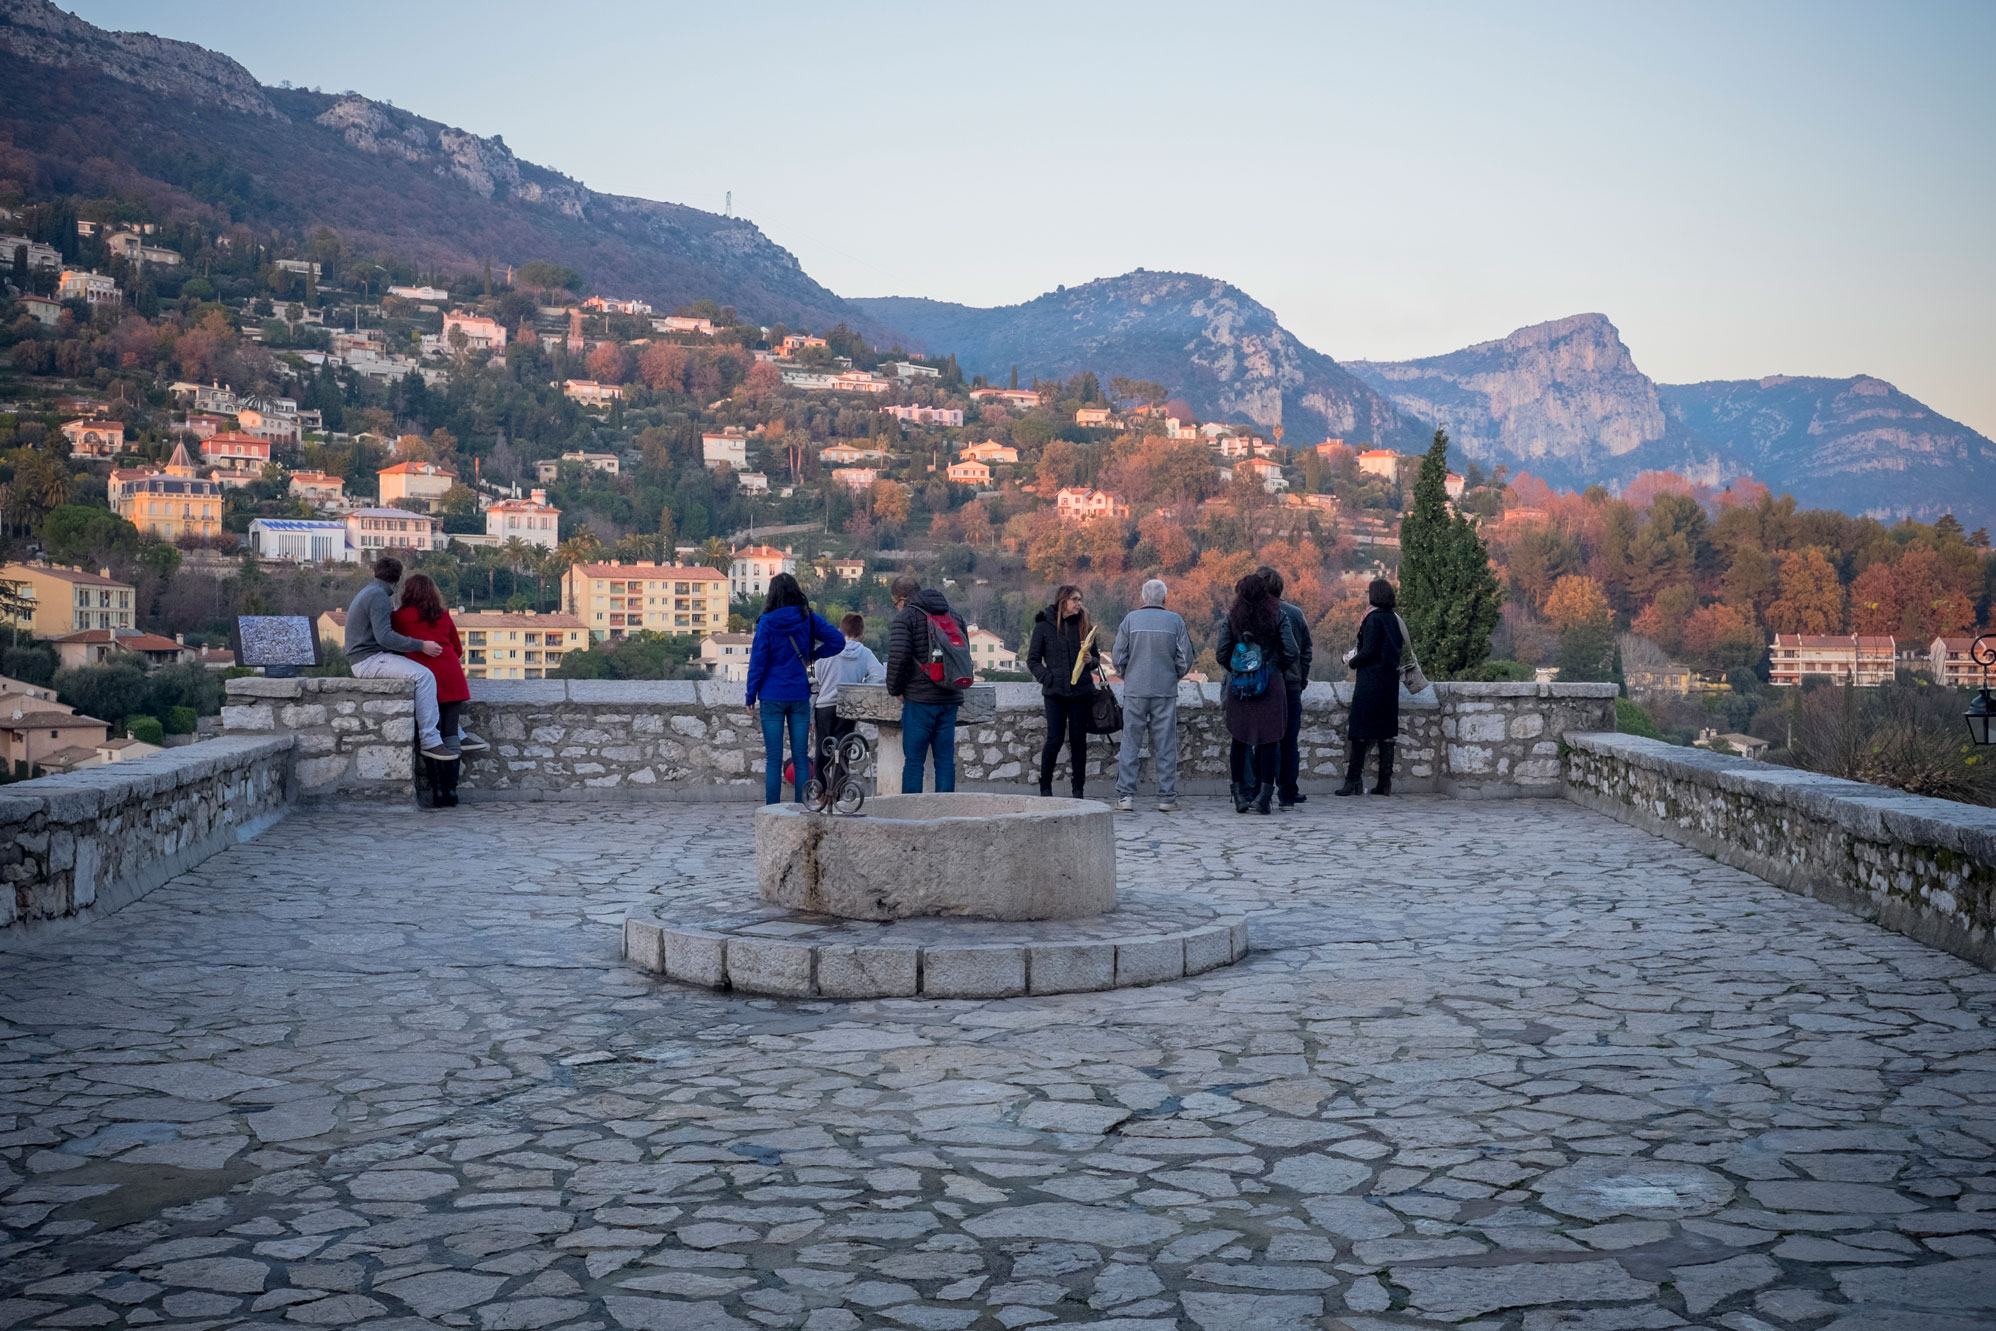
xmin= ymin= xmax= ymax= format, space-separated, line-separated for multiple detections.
xmin=2 ymin=796 xmax=1993 ymax=1331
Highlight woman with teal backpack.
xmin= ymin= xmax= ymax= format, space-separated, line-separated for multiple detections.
xmin=1215 ymin=573 xmax=1300 ymax=814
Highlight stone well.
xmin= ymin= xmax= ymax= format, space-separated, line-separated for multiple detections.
xmin=629 ymin=791 xmax=1249 ymax=998
xmin=756 ymin=793 xmax=1115 ymax=921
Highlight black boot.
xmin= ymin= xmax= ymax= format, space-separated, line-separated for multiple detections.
xmin=1335 ymin=742 xmax=1367 ymax=796
xmin=423 ymin=757 xmax=446 ymax=809
xmin=440 ymin=755 xmax=460 ymax=808
xmin=1253 ymin=784 xmax=1273 ymax=815
xmin=1371 ymin=742 xmax=1394 ymax=796
xmin=1231 ymin=780 xmax=1252 ymax=813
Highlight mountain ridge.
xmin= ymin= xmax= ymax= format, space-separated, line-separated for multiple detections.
xmin=1345 ymin=313 xmax=1996 ymax=527
xmin=0 ymin=0 xmax=889 ymax=337
xmin=855 ymin=272 xmax=1426 ymax=450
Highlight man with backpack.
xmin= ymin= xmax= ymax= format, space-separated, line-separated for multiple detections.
xmin=885 ymin=575 xmax=971 ymax=793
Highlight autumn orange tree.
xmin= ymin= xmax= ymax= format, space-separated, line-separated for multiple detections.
xmin=1767 ymin=549 xmax=1845 ymax=634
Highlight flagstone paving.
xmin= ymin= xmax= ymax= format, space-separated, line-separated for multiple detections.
xmin=2 ymin=795 xmax=1994 ymax=1330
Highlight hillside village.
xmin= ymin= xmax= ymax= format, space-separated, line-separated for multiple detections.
xmin=3 ymin=191 xmax=1995 ymax=784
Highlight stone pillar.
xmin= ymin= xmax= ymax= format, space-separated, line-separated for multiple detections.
xmin=837 ymin=683 xmax=997 ymax=794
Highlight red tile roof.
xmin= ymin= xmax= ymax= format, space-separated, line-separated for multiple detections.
xmin=48 ymin=629 xmax=185 ymax=651
xmin=571 ymin=562 xmax=725 ymax=580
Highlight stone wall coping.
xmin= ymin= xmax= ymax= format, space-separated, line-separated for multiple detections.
xmin=1567 ymin=731 xmax=1996 ymax=860
xmin=1438 ymin=681 xmax=1622 ymax=699
xmin=0 ymin=734 xmax=294 ymax=824
xmin=228 ymin=674 xmax=1611 ymax=712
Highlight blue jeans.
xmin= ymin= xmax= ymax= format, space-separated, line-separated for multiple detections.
xmin=760 ymin=697 xmax=812 ymax=804
xmin=900 ymin=701 xmax=958 ymax=793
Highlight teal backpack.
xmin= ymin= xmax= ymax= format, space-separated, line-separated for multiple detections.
xmin=1228 ymin=634 xmax=1271 ymax=700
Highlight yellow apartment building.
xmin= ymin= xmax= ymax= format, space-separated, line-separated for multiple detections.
xmin=1 ymin=562 xmax=137 ymax=637
xmin=563 ymin=561 xmax=729 ymax=641
xmin=457 ymin=611 xmax=587 ymax=679
xmin=317 ymin=608 xmax=587 ymax=680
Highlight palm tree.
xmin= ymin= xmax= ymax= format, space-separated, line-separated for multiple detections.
xmin=500 ymin=535 xmax=533 ymax=604
xmin=698 ymin=537 xmax=733 ymax=574
xmin=556 ymin=532 xmax=602 ymax=567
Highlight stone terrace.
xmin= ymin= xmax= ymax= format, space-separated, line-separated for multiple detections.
xmin=3 ymin=797 xmax=1994 ymax=1331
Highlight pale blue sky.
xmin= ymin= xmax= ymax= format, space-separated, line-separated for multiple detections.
xmin=68 ymin=1 xmax=1996 ymax=435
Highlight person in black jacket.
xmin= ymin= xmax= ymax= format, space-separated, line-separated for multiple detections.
xmin=1338 ymin=578 xmax=1404 ymax=796
xmin=1258 ymin=565 xmax=1314 ymax=808
xmin=884 ymin=575 xmax=969 ymax=793
xmin=1025 ymin=584 xmax=1099 ymax=797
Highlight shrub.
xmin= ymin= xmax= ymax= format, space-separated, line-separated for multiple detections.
xmin=2 ymin=644 xmax=57 ymax=686
xmin=164 ymin=705 xmax=198 ymax=735
xmin=1784 ymin=679 xmax=1995 ymax=807
xmin=308 ymin=642 xmax=353 ymax=677
xmin=1615 ymin=697 xmax=1664 ymax=740
xmin=56 ymin=663 xmax=150 ymax=725
xmin=1466 ymin=659 xmax=1534 ymax=682
xmin=126 ymin=715 xmax=164 ymax=745
xmin=144 ymin=662 xmax=223 ymax=717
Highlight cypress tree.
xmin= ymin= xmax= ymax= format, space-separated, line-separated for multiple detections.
xmin=1398 ymin=429 xmax=1501 ymax=678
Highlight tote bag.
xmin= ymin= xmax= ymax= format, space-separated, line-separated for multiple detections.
xmin=1392 ymin=613 xmax=1430 ymax=693
xmin=1086 ymin=669 xmax=1124 ymax=735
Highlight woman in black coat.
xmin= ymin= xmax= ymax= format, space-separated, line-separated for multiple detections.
xmin=1339 ymin=578 xmax=1404 ymax=796
xmin=1026 ymin=584 xmax=1099 ymax=797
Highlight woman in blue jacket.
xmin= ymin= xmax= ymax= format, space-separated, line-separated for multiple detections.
xmin=744 ymin=572 xmax=845 ymax=804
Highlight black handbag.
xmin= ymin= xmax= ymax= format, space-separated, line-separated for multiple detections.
xmin=1086 ymin=668 xmax=1123 ymax=735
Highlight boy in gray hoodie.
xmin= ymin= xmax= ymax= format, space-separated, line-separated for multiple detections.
xmin=814 ymin=613 xmax=885 ymax=756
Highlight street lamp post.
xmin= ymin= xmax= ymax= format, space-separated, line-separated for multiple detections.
xmin=1966 ymin=634 xmax=1995 ymax=747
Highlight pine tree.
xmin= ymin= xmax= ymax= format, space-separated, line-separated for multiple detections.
xmin=1398 ymin=429 xmax=1501 ymax=678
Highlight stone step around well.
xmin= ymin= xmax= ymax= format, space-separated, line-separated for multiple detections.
xmin=622 ymin=902 xmax=1250 ymax=1000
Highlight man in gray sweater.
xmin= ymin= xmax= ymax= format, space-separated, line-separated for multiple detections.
xmin=345 ymin=555 xmax=455 ymax=761
xmin=1111 ymin=578 xmax=1194 ymax=812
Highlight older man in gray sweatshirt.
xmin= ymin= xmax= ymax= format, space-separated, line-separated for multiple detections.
xmin=1111 ymin=578 xmax=1194 ymax=812
xmin=345 ymin=555 xmax=454 ymax=760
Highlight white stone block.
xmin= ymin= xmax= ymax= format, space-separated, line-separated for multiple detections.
xmin=817 ymin=946 xmax=918 ymax=998
xmin=922 ymin=944 xmax=1025 ymax=998
xmin=725 ymin=937 xmax=813 ymax=996
xmin=222 ymin=704 xmax=273 ymax=731
xmin=663 ymin=930 xmax=727 ymax=988
xmin=1183 ymin=925 xmax=1233 ymax=975
xmin=1027 ymin=942 xmax=1114 ymax=994
xmin=1115 ymin=935 xmax=1184 ymax=987
xmin=623 ymin=916 xmax=665 ymax=971
xmin=354 ymin=745 xmax=411 ymax=781
xmin=293 ymin=756 xmax=347 ymax=791
xmin=1459 ymin=713 xmax=1508 ymax=742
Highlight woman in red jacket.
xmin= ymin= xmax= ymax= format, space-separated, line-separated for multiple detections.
xmin=390 ymin=574 xmax=478 ymax=806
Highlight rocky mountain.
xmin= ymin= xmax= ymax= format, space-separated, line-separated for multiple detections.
xmin=1656 ymin=376 xmax=1996 ymax=528
xmin=0 ymin=0 xmax=882 ymax=335
xmin=1348 ymin=314 xmax=1995 ymax=528
xmin=1345 ymin=314 xmax=1670 ymax=479
xmin=855 ymin=273 xmax=1427 ymax=450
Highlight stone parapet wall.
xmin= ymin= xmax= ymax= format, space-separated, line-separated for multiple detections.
xmin=0 ymin=734 xmax=293 ymax=939
xmin=223 ymin=676 xmax=419 ymax=797
xmin=1440 ymin=682 xmax=1622 ymax=798
xmin=224 ymin=677 xmax=1615 ymax=801
xmin=1565 ymin=732 xmax=1996 ymax=968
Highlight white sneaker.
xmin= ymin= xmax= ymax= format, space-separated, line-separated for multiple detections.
xmin=1111 ymin=796 xmax=1136 ymax=813
xmin=1155 ymin=800 xmax=1180 ymax=813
